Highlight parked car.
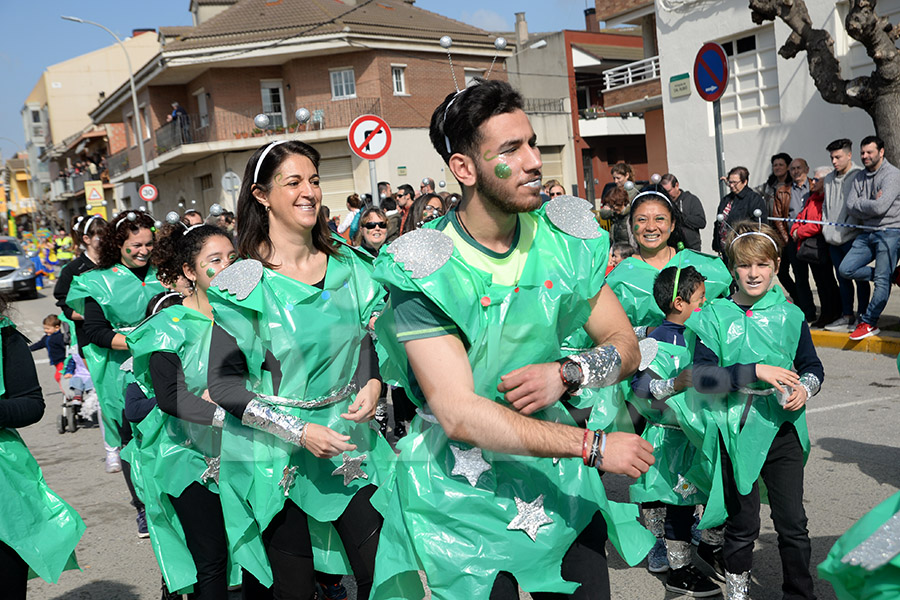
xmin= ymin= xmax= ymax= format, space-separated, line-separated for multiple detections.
xmin=0 ymin=237 xmax=38 ymax=299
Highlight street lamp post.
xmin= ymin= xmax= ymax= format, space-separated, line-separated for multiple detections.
xmin=61 ymin=15 xmax=153 ymax=215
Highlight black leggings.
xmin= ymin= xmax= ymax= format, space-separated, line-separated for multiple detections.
xmin=0 ymin=541 xmax=27 ymax=600
xmin=169 ymin=482 xmax=229 ymax=600
xmin=118 ymin=409 xmax=144 ymax=512
xmin=489 ymin=511 xmax=610 ymax=600
xmin=243 ymin=485 xmax=382 ymax=600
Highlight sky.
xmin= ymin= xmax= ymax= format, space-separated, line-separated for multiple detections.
xmin=0 ymin=0 xmax=594 ymax=158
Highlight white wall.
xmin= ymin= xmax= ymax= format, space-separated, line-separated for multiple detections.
xmin=657 ymin=0 xmax=876 ymax=251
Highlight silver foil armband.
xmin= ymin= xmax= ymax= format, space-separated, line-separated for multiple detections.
xmin=212 ymin=406 xmax=227 ymax=429
xmin=571 ymin=345 xmax=622 ymax=389
xmin=633 ymin=325 xmax=649 ymax=341
xmin=648 ymin=377 xmax=677 ymax=401
xmin=241 ymin=398 xmax=308 ymax=448
xmin=798 ymin=372 xmax=821 ymax=399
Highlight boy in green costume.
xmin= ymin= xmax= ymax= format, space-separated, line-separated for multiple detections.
xmin=688 ymin=221 xmax=823 ymax=599
xmin=629 ymin=265 xmax=720 ymax=597
xmin=370 ymin=79 xmax=656 ymax=599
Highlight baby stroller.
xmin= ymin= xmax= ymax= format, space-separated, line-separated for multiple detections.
xmin=56 ymin=323 xmax=99 ymax=433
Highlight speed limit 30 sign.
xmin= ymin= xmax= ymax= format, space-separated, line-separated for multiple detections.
xmin=139 ymin=183 xmax=159 ymax=202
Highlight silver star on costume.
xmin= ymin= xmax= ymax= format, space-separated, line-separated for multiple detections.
xmin=673 ymin=474 xmax=697 ymax=500
xmin=507 ymin=494 xmax=553 ymax=542
xmin=278 ymin=465 xmax=299 ymax=497
xmin=841 ymin=510 xmax=900 ymax=570
xmin=386 ymin=229 xmax=454 ymax=278
xmin=545 ymin=195 xmax=603 ymax=239
xmin=210 ymin=259 xmax=264 ymax=300
xmin=449 ymin=445 xmax=491 ymax=486
xmin=200 ymin=456 xmax=220 ymax=485
xmin=332 ymin=453 xmax=368 ymax=486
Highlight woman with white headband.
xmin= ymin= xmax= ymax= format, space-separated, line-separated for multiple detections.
xmin=205 ymin=140 xmax=392 ymax=598
xmin=125 ymin=223 xmax=239 ymax=598
xmin=66 ymin=210 xmax=166 ymax=538
xmin=588 ymin=183 xmax=731 ymax=582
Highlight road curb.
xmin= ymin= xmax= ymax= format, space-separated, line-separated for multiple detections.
xmin=810 ymin=329 xmax=900 ymax=356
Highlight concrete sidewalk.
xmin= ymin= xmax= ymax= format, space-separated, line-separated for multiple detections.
xmin=806 ymin=279 xmax=900 ymax=356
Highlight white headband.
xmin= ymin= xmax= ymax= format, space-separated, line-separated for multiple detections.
xmin=152 ymin=291 xmax=183 ymax=316
xmin=729 ymin=231 xmax=779 ymax=252
xmin=116 ymin=212 xmax=137 ymax=229
xmin=631 ymin=189 xmax=673 ymax=207
xmin=84 ymin=214 xmax=103 ymax=232
xmin=442 ymin=89 xmax=467 ymax=154
xmin=253 ymin=140 xmax=288 ymax=184
xmin=182 ymin=223 xmax=204 ymax=236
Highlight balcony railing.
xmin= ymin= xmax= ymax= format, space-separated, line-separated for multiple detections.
xmin=522 ymin=98 xmax=567 ymax=114
xmin=154 ymin=97 xmax=383 ymax=155
xmin=603 ymin=56 xmax=660 ymax=91
xmin=108 ymin=149 xmax=130 ymax=178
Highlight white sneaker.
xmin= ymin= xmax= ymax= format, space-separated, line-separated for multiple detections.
xmin=106 ymin=449 xmax=122 ymax=474
xmin=823 ymin=315 xmax=852 ymax=332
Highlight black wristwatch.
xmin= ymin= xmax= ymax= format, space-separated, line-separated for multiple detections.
xmin=557 ymin=358 xmax=584 ymax=394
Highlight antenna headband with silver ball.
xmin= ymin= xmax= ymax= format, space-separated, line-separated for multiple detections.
xmin=253 ymin=140 xmax=288 ymax=184
xmin=152 ymin=291 xmax=183 ymax=316
xmin=721 ymin=208 xmax=779 ymax=251
xmin=115 ymin=212 xmax=139 ymax=229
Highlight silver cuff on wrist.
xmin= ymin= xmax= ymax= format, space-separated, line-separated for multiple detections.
xmin=798 ymin=372 xmax=821 ymax=399
xmin=633 ymin=325 xmax=649 ymax=340
xmin=242 ymin=398 xmax=308 ymax=447
xmin=649 ymin=377 xmax=676 ymax=401
xmin=571 ymin=345 xmax=622 ymax=388
xmin=212 ymin=406 xmax=226 ymax=429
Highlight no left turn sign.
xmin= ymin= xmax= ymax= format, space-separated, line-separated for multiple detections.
xmin=348 ymin=115 xmax=392 ymax=160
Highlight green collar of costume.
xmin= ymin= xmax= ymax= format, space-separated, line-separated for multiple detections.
xmin=66 ymin=264 xmax=165 ymax=328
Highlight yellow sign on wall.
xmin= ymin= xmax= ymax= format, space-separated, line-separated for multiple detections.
xmin=83 ymin=181 xmax=108 ymax=220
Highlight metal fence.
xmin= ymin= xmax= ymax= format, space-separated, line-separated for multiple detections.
xmin=522 ymin=97 xmax=567 ymax=114
xmin=603 ymin=56 xmax=660 ymax=91
xmin=108 ymin=149 xmax=130 ymax=178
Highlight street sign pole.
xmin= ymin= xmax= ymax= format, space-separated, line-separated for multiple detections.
xmin=713 ymin=99 xmax=727 ymax=200
xmin=369 ymin=160 xmax=380 ymax=208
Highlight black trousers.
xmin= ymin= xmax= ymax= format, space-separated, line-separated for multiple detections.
xmin=118 ymin=409 xmax=144 ymax=512
xmin=721 ymin=423 xmax=816 ymax=600
xmin=169 ymin=482 xmax=229 ymax=600
xmin=489 ymin=511 xmax=610 ymax=600
xmin=0 ymin=541 xmax=27 ymax=600
xmin=642 ymin=500 xmax=696 ymax=542
xmin=784 ymin=243 xmax=816 ymax=321
xmin=243 ymin=485 xmax=382 ymax=600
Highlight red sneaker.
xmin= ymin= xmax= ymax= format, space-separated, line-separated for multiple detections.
xmin=849 ymin=322 xmax=880 ymax=340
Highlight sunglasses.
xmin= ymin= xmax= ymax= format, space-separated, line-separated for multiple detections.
xmin=549 ymin=191 xmax=564 ymax=197
xmin=363 ymin=222 xmax=387 ymax=230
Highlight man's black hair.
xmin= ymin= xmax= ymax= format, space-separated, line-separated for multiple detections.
xmin=826 ymin=139 xmax=852 ymax=153
xmin=377 ymin=181 xmax=391 ymax=196
xmin=861 ymin=135 xmax=884 ymax=151
xmin=653 ymin=265 xmax=705 ymax=316
xmin=397 ymin=184 xmax=415 ymax=198
xmin=429 ymin=79 xmax=525 ymax=164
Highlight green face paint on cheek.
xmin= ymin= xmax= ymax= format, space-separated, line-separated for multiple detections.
xmin=494 ymin=163 xmax=512 ymax=179
xmin=633 ymin=224 xmax=640 ymax=233
xmin=125 ymin=248 xmax=132 ymax=254
xmin=206 ymin=268 xmax=216 ymax=278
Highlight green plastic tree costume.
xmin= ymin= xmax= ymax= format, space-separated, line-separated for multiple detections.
xmin=679 ymin=287 xmax=809 ymax=528
xmin=207 ymin=244 xmax=394 ymax=587
xmin=0 ymin=317 xmax=85 ymax=583
xmin=818 ymin=491 xmax=900 ymax=599
xmin=369 ymin=199 xmax=655 ymax=599
xmin=66 ymin=264 xmax=165 ymax=447
xmin=629 ymin=333 xmax=709 ymax=506
xmin=126 ymin=305 xmax=240 ymax=594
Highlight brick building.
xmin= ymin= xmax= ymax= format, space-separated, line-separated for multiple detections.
xmin=91 ymin=0 xmax=510 ymax=217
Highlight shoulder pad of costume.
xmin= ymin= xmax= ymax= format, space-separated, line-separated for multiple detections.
xmin=209 ymin=259 xmax=263 ymax=301
xmin=120 ymin=356 xmax=134 ymax=373
xmin=386 ymin=228 xmax=454 ymax=279
xmin=545 ymin=195 xmax=603 ymax=239
xmin=638 ymin=337 xmax=658 ymax=371
xmin=840 ymin=510 xmax=900 ymax=571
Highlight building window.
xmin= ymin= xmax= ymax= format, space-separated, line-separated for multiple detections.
xmin=391 ymin=66 xmax=407 ymax=95
xmin=718 ymin=27 xmax=780 ymax=132
xmin=330 ymin=68 xmax=356 ymax=99
xmin=260 ymin=81 xmax=286 ymax=129
xmin=31 ymin=110 xmax=40 ymax=123
xmin=141 ymin=106 xmax=151 ymax=140
xmin=195 ymin=88 xmax=209 ymax=128
xmin=464 ymin=68 xmax=485 ymax=87
xmin=199 ymin=174 xmax=213 ymax=190
xmin=127 ymin=113 xmax=137 ymax=147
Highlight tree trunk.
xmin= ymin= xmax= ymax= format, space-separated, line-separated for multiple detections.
xmin=872 ymin=88 xmax=900 ymax=165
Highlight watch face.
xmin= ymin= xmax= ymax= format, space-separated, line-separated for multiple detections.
xmin=562 ymin=361 xmax=582 ymax=385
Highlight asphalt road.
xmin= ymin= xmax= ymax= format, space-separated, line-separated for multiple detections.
xmin=12 ymin=284 xmax=899 ymax=599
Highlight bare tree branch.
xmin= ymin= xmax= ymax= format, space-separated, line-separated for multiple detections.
xmin=749 ymin=0 xmax=875 ymax=110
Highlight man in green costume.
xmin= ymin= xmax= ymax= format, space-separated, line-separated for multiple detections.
xmin=370 ymin=80 xmax=656 ymax=599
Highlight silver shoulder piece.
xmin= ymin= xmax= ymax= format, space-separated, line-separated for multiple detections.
xmin=633 ymin=325 xmax=649 ymax=341
xmin=638 ymin=337 xmax=659 ymax=371
xmin=120 ymin=356 xmax=134 ymax=373
xmin=545 ymin=195 xmax=603 ymax=239
xmin=841 ymin=510 xmax=900 ymax=571
xmin=386 ymin=229 xmax=454 ymax=278
xmin=210 ymin=259 xmax=264 ymax=301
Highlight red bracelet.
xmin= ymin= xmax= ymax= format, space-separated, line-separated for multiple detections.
xmin=582 ymin=429 xmax=592 ymax=465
